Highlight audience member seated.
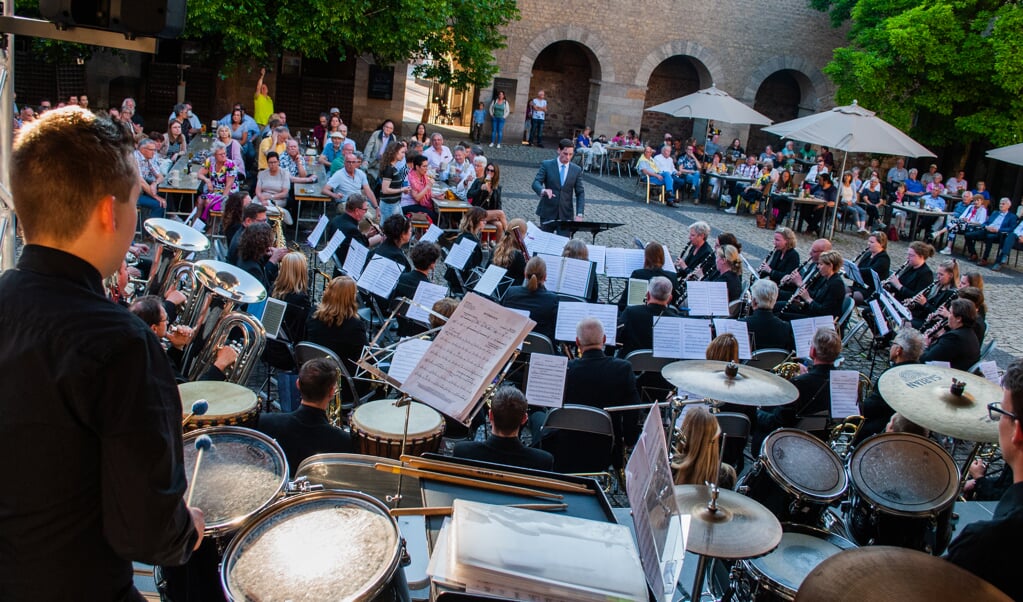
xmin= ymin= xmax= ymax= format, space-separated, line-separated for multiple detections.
xmin=195 ymin=141 xmax=240 ymax=222
xmin=467 ymin=159 xmax=508 ymax=239
xmin=404 ymin=154 xmax=439 ymax=222
xmin=256 ymin=358 xmax=353 ymax=477
xmin=134 ymin=137 xmax=166 ymax=218
xmin=920 ymin=298 xmax=980 ymax=371
xmin=452 ymin=386 xmax=554 ymax=471
xmin=257 ymin=125 xmax=288 ymax=171
xmin=964 ymin=197 xmax=1017 ymax=266
xmin=502 ymin=256 xmax=559 ymax=342
xmin=422 ymin=133 xmax=453 ymax=180
xmin=991 ymin=210 xmax=1023 ymax=271
xmin=323 ymin=151 xmax=378 ymax=209
xmin=798 ymin=173 xmax=837 ymax=236
xmin=674 ymin=143 xmax=702 ymax=202
xmin=617 ymin=276 xmax=678 ymax=356
xmin=854 ymin=327 xmax=925 ymax=444
xmin=742 ymin=279 xmax=795 ymax=352
xmin=254 ymin=151 xmax=293 ymax=225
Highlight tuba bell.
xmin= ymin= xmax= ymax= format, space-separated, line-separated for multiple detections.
xmin=143 ymin=217 xmax=210 ymax=296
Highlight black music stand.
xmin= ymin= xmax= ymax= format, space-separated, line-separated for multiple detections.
xmin=553 ymin=220 xmax=624 ymax=243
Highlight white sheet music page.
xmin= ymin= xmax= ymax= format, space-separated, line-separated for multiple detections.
xmin=524 ymin=353 xmax=568 ymax=408
xmin=712 ymin=319 xmax=753 ymax=360
xmin=420 ymin=223 xmax=444 ymax=243
xmin=604 ymin=248 xmax=645 ymax=278
xmin=829 ymin=369 xmax=860 ymax=419
xmin=401 ymin=293 xmax=535 ymax=423
xmin=557 ymin=257 xmax=592 ymax=298
xmin=260 ymin=297 xmax=288 ymax=339
xmin=979 ymin=361 xmax=1001 ymax=384
xmin=472 ymin=265 xmax=508 ymax=297
xmin=523 ymin=221 xmax=545 ymax=256
xmin=661 ymin=245 xmax=676 ymax=273
xmin=317 ymin=228 xmax=346 ymax=264
xmin=306 ymin=214 xmax=330 ymax=247
xmin=652 ymin=316 xmax=683 ymax=359
xmin=343 ymin=240 xmax=369 ymax=279
xmin=444 ymin=238 xmax=476 ymax=270
xmin=554 ymin=302 xmax=618 ymax=345
xmin=406 ymin=281 xmax=449 ymax=325
xmin=537 ymin=253 xmax=564 ymax=293
xmin=686 ymin=281 xmax=730 ymax=316
xmin=868 ymin=299 xmax=889 ymax=336
xmin=627 ymin=278 xmax=648 ymax=306
xmin=542 ymin=232 xmax=571 ymax=256
xmin=587 ymin=244 xmax=607 ymax=275
xmin=791 ymin=316 xmax=836 ymax=359
xmin=357 ymin=256 xmax=403 ymax=298
xmin=625 ymin=402 xmax=685 ymax=602
xmin=388 ymin=338 xmax=433 ymax=385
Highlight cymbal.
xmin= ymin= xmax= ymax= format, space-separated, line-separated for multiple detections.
xmin=878 ymin=364 xmax=1002 ymax=443
xmin=795 ymin=546 xmax=1012 ymax=601
xmin=674 ymin=484 xmax=782 ymax=559
xmin=661 ymin=360 xmax=799 ymax=407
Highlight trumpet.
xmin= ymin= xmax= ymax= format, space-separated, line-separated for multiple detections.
xmin=882 ymin=260 xmax=910 ymax=293
xmin=780 ymin=265 xmax=820 ymax=312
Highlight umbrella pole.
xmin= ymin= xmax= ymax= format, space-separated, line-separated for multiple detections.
xmin=829 ymin=152 xmax=848 ymax=239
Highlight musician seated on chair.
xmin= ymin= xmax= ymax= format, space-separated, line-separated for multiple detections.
xmin=758 ymin=227 xmax=800 ymax=285
xmin=502 ymin=256 xmax=559 ymax=342
xmin=304 ymin=276 xmax=369 ymax=395
xmin=777 ymin=238 xmax=831 ymax=305
xmin=393 ymin=241 xmax=441 ymax=338
xmin=752 ymin=327 xmax=842 ymax=451
xmin=854 ymin=326 xmax=924 ymax=444
xmin=617 ymin=276 xmax=679 ymax=357
xmin=920 ymin=298 xmax=980 ymax=371
xmin=256 ymin=358 xmax=354 ymax=478
xmin=780 ymin=250 xmax=847 ymax=320
xmin=443 ymin=207 xmax=486 ymax=296
xmin=326 ymin=193 xmax=384 ymax=271
xmin=619 ymin=242 xmax=678 ymax=311
xmin=673 ymin=406 xmax=734 ymax=488
xmin=674 ymin=221 xmax=713 ymax=278
xmin=561 ymin=239 xmax=598 ymax=303
xmin=452 ymin=385 xmax=554 ymax=471
xmin=227 ymin=200 xmax=267 ymax=265
xmin=712 ymin=244 xmax=743 ymax=306
xmin=946 ymin=358 xmax=1023 ymax=601
xmin=129 ymin=295 xmax=237 ymax=382
xmin=742 ymin=279 xmax=795 ymax=352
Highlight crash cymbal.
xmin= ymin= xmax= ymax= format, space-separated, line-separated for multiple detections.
xmin=795 ymin=546 xmax=1012 ymax=601
xmin=674 ymin=484 xmax=782 ymax=559
xmin=878 ymin=364 xmax=1002 ymax=443
xmin=662 ymin=360 xmax=799 ymax=407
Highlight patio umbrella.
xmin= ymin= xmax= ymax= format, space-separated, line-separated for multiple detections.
xmin=764 ymin=100 xmax=935 ymax=238
xmin=645 ymin=84 xmax=773 ymax=126
xmin=986 ymin=143 xmax=1023 ymax=167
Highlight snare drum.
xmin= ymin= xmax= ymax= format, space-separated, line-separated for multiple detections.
xmin=738 ymin=429 xmax=847 ymax=525
xmin=221 ymin=490 xmax=408 ymax=601
xmin=731 ymin=524 xmax=856 ymax=601
xmin=294 ymin=453 xmax=424 ymax=508
xmin=179 ymin=381 xmax=259 ymax=431
xmin=350 ymin=399 xmax=445 ymax=459
xmin=847 ymin=432 xmax=959 ymax=554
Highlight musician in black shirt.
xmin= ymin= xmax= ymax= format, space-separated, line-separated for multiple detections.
xmin=393 ymin=241 xmax=441 ymax=337
xmin=620 ymin=241 xmax=678 ymax=310
xmin=0 ymin=107 xmax=202 ymax=600
xmin=742 ymin=279 xmax=795 ymax=352
xmin=675 ymin=220 xmax=714 ymax=278
xmin=909 ymin=258 xmax=958 ymax=328
xmin=326 ymin=193 xmax=382 ymax=269
xmin=887 ymin=241 xmax=935 ymax=302
xmin=758 ymin=227 xmax=800 ymax=284
xmin=783 ymin=250 xmax=847 ymax=319
xmin=851 ymin=231 xmax=891 ymax=304
xmin=712 ymin=244 xmax=743 ymax=306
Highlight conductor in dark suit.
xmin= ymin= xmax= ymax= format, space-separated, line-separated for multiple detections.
xmin=453 ymin=386 xmax=554 ymax=471
xmin=532 ymin=138 xmax=585 ymax=234
xmin=920 ymin=299 xmax=981 ymax=371
xmin=617 ymin=276 xmax=679 ymax=356
xmin=741 ymin=279 xmax=795 ymax=352
xmin=256 ymin=358 xmax=353 ymax=478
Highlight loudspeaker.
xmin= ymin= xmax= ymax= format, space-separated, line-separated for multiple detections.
xmin=39 ymin=0 xmax=186 ymax=38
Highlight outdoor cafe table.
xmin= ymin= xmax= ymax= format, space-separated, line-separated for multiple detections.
xmin=292 ymin=160 xmax=330 ymax=239
xmin=897 ymin=203 xmax=952 ymax=243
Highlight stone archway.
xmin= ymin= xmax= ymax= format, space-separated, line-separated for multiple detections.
xmin=742 ymin=57 xmax=826 ymax=156
xmin=640 ymin=55 xmax=714 ymax=143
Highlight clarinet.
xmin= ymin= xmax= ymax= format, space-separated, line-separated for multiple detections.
xmin=904 ymin=278 xmax=938 ymax=309
xmin=675 ymin=241 xmax=693 ymax=270
xmin=882 ymin=260 xmax=910 ymax=293
xmin=921 ymin=289 xmax=959 ymax=338
xmin=781 ymin=266 xmax=820 ymax=312
xmin=687 ymin=253 xmax=717 ymax=281
xmin=852 ymin=245 xmax=870 ymax=266
xmin=759 ymin=249 xmax=778 ymax=277
xmin=781 ymin=257 xmax=813 ymax=287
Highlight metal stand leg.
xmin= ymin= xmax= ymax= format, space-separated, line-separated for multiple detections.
xmin=690 ymin=553 xmax=709 ymax=602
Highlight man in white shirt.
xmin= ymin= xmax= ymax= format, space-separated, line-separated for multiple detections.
xmin=529 ymin=90 xmax=548 ymax=147
xmin=652 ymin=144 xmax=678 ymax=201
xmin=322 ymin=152 xmax=378 ymax=209
xmin=422 ymin=133 xmax=453 ymax=181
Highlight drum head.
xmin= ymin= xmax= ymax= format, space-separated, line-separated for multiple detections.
xmin=183 ymin=427 xmax=288 ymax=533
xmin=848 ymin=433 xmax=959 ymax=515
xmin=762 ymin=429 xmax=847 ymax=501
xmin=748 ymin=524 xmax=856 ymax=593
xmin=179 ymin=381 xmax=257 ymax=418
xmin=222 ymin=490 xmax=401 ymax=601
xmin=352 ymin=400 xmax=444 ymax=440
xmin=294 ymin=453 xmax=423 ymax=508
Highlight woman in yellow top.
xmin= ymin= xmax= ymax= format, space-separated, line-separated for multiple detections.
xmin=253 ymin=67 xmax=274 ymax=129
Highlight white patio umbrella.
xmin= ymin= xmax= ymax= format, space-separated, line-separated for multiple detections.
xmin=763 ymin=100 xmax=935 ymax=237
xmin=645 ymin=84 xmax=773 ymax=126
xmin=986 ymin=143 xmax=1023 ymax=167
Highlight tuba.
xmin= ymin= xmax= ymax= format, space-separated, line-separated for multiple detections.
xmin=183 ymin=260 xmax=267 ymax=384
xmin=144 ymin=218 xmax=210 ymax=296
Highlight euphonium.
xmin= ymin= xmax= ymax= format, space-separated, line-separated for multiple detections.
xmin=187 ymin=311 xmax=266 ymax=384
xmin=143 ymin=217 xmax=210 ymax=296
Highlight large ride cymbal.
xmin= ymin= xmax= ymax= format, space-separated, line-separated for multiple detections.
xmin=661 ymin=360 xmax=799 ymax=407
xmin=674 ymin=484 xmax=782 ymax=559
xmin=878 ymin=364 xmax=1002 ymax=443
xmin=795 ymin=546 xmax=1012 ymax=601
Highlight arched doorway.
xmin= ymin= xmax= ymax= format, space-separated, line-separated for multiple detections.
xmin=640 ymin=56 xmax=710 ymax=144
xmin=529 ymin=41 xmax=601 ymax=143
xmin=747 ymin=70 xmax=807 ymax=157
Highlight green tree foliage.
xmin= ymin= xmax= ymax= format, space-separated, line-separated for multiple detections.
xmin=185 ymin=0 xmax=519 ymax=88
xmin=814 ymin=0 xmax=1023 ymax=147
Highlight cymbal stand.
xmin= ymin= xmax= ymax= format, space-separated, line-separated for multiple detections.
xmin=387 ymin=394 xmax=415 ymax=507
xmin=689 ymin=482 xmax=722 ymax=602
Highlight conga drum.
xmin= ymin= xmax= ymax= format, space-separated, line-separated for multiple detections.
xmin=350 ymin=399 xmax=445 ymax=459
xmin=179 ymin=381 xmax=259 ymax=431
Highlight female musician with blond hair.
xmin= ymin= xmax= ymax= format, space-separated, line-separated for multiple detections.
xmin=444 ymin=207 xmax=486 ymax=295
xmin=265 ymin=251 xmax=312 ymax=408
xmin=492 ymin=217 xmax=528 ymax=286
xmin=712 ymin=244 xmax=743 ymax=304
xmin=758 ymin=227 xmax=800 ymax=284
xmin=305 ymin=276 xmax=367 ymax=386
xmin=502 ymin=256 xmax=559 ymax=342
xmin=673 ymin=406 xmax=732 ymax=487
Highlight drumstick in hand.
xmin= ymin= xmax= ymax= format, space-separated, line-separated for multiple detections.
xmin=186 ymin=435 xmax=213 ymax=507
xmin=182 ymin=399 xmax=209 ymax=428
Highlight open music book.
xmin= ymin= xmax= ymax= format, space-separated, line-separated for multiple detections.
xmin=537 ymin=253 xmax=592 ymax=298
xmin=524 ymin=221 xmax=570 ymax=256
xmin=357 ymin=256 xmax=403 ymax=299
xmin=306 ymin=214 xmax=329 ymax=247
xmin=406 ymin=281 xmax=449 ymax=325
xmin=317 ymin=228 xmax=346 ymax=264
xmin=791 ymin=315 xmax=836 ymax=359
xmin=472 ymin=264 xmax=508 ymax=297
xmin=652 ymin=317 xmax=712 ymax=359
xmin=685 ymin=281 xmax=730 ymax=316
xmin=525 ymin=353 xmax=568 ymax=408
xmin=603 ymin=248 xmax=645 ymax=279
xmin=444 ymin=237 xmax=477 ymax=270
xmin=554 ymin=302 xmax=618 ymax=345
xmin=712 ymin=318 xmax=753 ymax=360
xmin=343 ymin=240 xmax=369 ymax=279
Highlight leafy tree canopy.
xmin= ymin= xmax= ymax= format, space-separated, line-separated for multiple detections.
xmin=813 ymin=0 xmax=1023 ymax=147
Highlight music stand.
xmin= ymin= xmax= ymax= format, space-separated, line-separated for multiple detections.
xmin=553 ymin=220 xmax=624 ymax=243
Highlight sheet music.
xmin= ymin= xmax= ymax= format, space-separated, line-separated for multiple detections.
xmin=979 ymin=361 xmax=1001 ymax=384
xmin=306 ymin=214 xmax=329 ymax=247
xmin=587 ymin=244 xmax=606 ymax=275
xmin=661 ymin=245 xmax=676 ymax=273
xmin=524 ymin=221 xmax=545 ymax=256
xmin=193 ymin=218 xmax=206 ymax=233
xmin=870 ymin=269 xmax=882 ymax=292
xmin=627 ymin=278 xmax=648 ymax=306
xmin=420 ymin=223 xmax=444 ymax=243
xmin=444 ymin=237 xmax=476 ymax=270
xmin=401 ymin=293 xmax=535 ymax=423
xmin=652 ymin=317 xmax=712 ymax=359
xmin=357 ymin=256 xmax=403 ymax=298
xmin=317 ymin=228 xmax=346 ymax=264
xmin=472 ymin=264 xmax=508 ymax=297
xmin=712 ymin=319 xmax=753 ymax=360
xmin=522 ymin=221 xmax=569 ymax=255
xmin=625 ymin=402 xmax=685 ymax=601
xmin=185 ymin=207 xmax=198 ymax=224
xmin=686 ymin=281 xmax=730 ymax=316
xmin=387 ymin=338 xmax=433 ymax=385
xmin=343 ymin=240 xmax=369 ymax=279
xmin=604 ymin=248 xmax=645 ymax=278
xmin=843 ymin=259 xmax=865 ymax=286
xmin=259 ymin=297 xmax=288 ymax=339
xmin=791 ymin=316 xmax=836 ymax=359
xmin=830 ymin=370 xmax=860 ymax=419
xmin=925 ymin=360 xmax=952 ymax=368
xmin=537 ymin=253 xmax=591 ymax=298
xmin=554 ymin=302 xmax=618 ymax=345
xmin=406 ymin=281 xmax=449 ymax=325
xmin=868 ymin=299 xmax=890 ymax=336
xmin=878 ymin=291 xmax=904 ymax=326
xmin=524 ymin=353 xmax=568 ymax=409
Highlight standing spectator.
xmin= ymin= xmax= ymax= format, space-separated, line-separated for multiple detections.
xmin=529 ymin=89 xmax=547 ymax=147
xmin=489 ymin=90 xmax=511 ymax=148
xmin=253 ymin=67 xmax=274 ymax=130
xmin=471 ymin=102 xmax=486 ymax=144
xmin=363 ymin=119 xmax=397 ymax=183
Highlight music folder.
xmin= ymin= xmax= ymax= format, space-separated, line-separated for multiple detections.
xmin=259 ymin=297 xmax=288 ymax=340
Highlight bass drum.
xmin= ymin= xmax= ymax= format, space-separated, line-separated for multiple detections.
xmin=220 ymin=490 xmax=410 ymax=601
xmin=730 ymin=523 xmax=857 ymax=601
xmin=351 ymin=399 xmax=445 ymax=459
xmin=846 ymin=432 xmax=959 ymax=554
xmin=738 ymin=429 xmax=847 ymax=525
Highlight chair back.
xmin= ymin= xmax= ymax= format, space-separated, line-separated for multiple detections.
xmin=293 ymin=341 xmax=364 ymax=409
xmin=522 ymin=332 xmax=556 ymax=355
xmin=715 ymin=412 xmax=751 ymax=470
xmin=979 ymin=337 xmax=997 ymax=363
xmin=624 ymin=349 xmax=674 ymax=374
xmin=836 ymin=296 xmax=855 ymax=335
xmin=539 ymin=404 xmax=615 ymax=473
